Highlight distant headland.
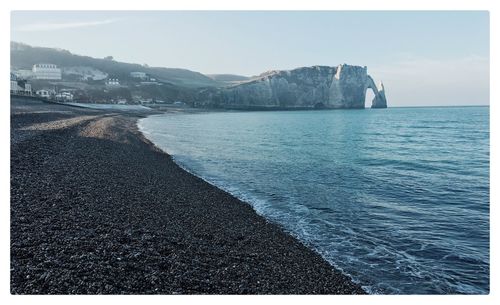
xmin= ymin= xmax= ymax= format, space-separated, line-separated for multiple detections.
xmin=198 ymin=64 xmax=387 ymax=109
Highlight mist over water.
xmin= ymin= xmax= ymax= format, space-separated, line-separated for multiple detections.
xmin=139 ymin=107 xmax=489 ymax=294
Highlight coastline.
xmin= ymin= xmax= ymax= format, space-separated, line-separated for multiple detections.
xmin=10 ymin=97 xmax=365 ymax=294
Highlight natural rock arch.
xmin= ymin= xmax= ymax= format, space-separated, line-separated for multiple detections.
xmin=197 ymin=64 xmax=388 ymax=109
xmin=364 ymin=87 xmax=376 ymax=106
xmin=365 ymin=75 xmax=387 ymax=109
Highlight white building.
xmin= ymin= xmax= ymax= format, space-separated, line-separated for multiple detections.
xmin=11 ymin=73 xmax=32 ymax=95
xmin=32 ymin=64 xmax=62 ymax=80
xmin=106 ymin=78 xmax=120 ymax=86
xmin=130 ymin=72 xmax=147 ymax=79
xmin=10 ymin=73 xmax=19 ymax=92
xmin=36 ymin=89 xmax=56 ymax=98
xmin=54 ymin=92 xmax=73 ymax=102
xmin=14 ymin=69 xmax=35 ymax=79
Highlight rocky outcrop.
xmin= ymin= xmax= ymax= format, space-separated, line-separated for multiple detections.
xmin=196 ymin=64 xmax=387 ymax=109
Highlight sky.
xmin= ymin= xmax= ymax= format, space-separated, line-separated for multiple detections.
xmin=10 ymin=11 xmax=489 ymax=106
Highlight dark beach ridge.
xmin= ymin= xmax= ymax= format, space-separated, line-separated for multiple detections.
xmin=10 ymin=97 xmax=365 ymax=294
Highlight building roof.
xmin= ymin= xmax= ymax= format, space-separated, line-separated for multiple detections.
xmin=33 ymin=63 xmax=59 ymax=69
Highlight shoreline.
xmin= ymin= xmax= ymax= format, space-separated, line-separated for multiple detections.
xmin=11 ymin=97 xmax=365 ymax=294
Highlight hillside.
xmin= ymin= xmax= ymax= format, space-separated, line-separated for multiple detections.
xmin=11 ymin=42 xmax=220 ymax=88
xmin=207 ymin=74 xmax=250 ymax=84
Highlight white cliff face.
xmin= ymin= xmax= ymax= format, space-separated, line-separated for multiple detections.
xmin=365 ymin=75 xmax=387 ymax=109
xmin=371 ymin=81 xmax=387 ymax=109
xmin=197 ymin=64 xmax=387 ymax=109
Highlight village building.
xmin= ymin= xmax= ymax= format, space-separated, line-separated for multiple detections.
xmin=130 ymin=72 xmax=148 ymax=79
xmin=106 ymin=78 xmax=120 ymax=86
xmin=10 ymin=73 xmax=32 ymax=95
xmin=35 ymin=89 xmax=56 ymax=99
xmin=32 ymin=64 xmax=62 ymax=80
xmin=14 ymin=69 xmax=35 ymax=79
xmin=54 ymin=92 xmax=74 ymax=102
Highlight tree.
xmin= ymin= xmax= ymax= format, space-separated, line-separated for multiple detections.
xmin=104 ymin=56 xmax=114 ymax=61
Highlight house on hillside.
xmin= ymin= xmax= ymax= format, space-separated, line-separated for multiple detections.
xmin=106 ymin=78 xmax=120 ymax=86
xmin=13 ymin=69 xmax=35 ymax=79
xmin=130 ymin=72 xmax=148 ymax=80
xmin=32 ymin=64 xmax=62 ymax=80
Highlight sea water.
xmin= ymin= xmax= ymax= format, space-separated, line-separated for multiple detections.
xmin=138 ymin=106 xmax=489 ymax=294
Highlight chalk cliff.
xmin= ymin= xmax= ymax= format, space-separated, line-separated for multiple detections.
xmin=196 ymin=64 xmax=387 ymax=109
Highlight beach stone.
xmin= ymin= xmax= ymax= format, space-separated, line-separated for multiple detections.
xmin=10 ymin=97 xmax=366 ymax=294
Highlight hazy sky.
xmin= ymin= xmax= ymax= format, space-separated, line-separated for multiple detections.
xmin=11 ymin=11 xmax=489 ymax=106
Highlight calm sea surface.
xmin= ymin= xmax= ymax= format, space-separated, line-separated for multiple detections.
xmin=139 ymin=107 xmax=489 ymax=294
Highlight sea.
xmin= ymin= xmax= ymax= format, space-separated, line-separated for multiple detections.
xmin=138 ymin=106 xmax=489 ymax=294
